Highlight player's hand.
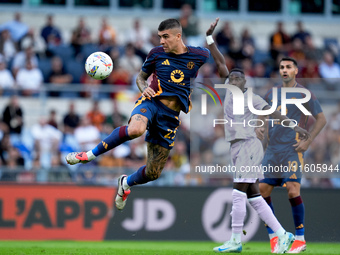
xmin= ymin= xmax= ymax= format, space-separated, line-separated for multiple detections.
xmin=255 ymin=127 xmax=265 ymax=140
xmin=293 ymin=138 xmax=312 ymax=152
xmin=206 ymin=17 xmax=219 ymax=36
xmin=294 ymin=126 xmax=311 ymax=140
xmin=142 ymin=87 xmax=156 ymax=97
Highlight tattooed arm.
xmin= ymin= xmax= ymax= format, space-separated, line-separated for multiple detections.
xmin=136 ymin=70 xmax=155 ymax=97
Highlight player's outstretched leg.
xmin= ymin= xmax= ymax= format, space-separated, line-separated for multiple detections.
xmin=115 ymin=142 xmax=170 ymax=210
xmin=66 ymin=125 xmax=132 ymax=165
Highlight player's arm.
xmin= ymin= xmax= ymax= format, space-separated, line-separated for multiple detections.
xmin=293 ymin=112 xmax=327 ymax=152
xmin=268 ymin=106 xmax=311 ymax=140
xmin=136 ymin=70 xmax=155 ymax=97
xmin=206 ymin=18 xmax=229 ymax=79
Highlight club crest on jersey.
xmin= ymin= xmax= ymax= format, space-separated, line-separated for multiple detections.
xmin=140 ymin=108 xmax=147 ymax=113
xmin=187 ymin=61 xmax=195 ymax=70
xmin=170 ymin=70 xmax=184 ymax=83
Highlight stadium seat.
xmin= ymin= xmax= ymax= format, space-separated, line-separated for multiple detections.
xmin=65 ymin=59 xmax=84 ymax=84
xmin=253 ymin=50 xmax=270 ymax=64
xmin=38 ymin=58 xmax=52 ymax=82
xmin=51 ymin=45 xmax=75 ymax=63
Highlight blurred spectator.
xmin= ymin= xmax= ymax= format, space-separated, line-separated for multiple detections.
xmin=303 ymin=35 xmax=323 ymax=61
xmin=48 ymin=56 xmax=73 ymax=97
xmin=289 ymin=38 xmax=306 ymax=66
xmin=0 ymin=29 xmax=18 ymax=63
xmin=216 ymin=21 xmax=234 ymax=54
xmin=40 ymin=15 xmax=62 ymax=48
xmin=86 ymin=100 xmax=106 ymax=131
xmin=178 ymin=4 xmax=201 ymax=46
xmin=292 ymin=21 xmax=311 ymax=45
xmin=269 ymin=21 xmax=291 ymax=60
xmin=12 ymin=45 xmax=39 ymax=76
xmin=71 ymin=17 xmax=91 ymax=58
xmin=47 ymin=109 xmax=58 ymax=129
xmin=2 ymin=95 xmax=23 ymax=135
xmin=0 ymin=12 xmax=28 ymax=43
xmin=31 ymin=117 xmax=62 ymax=169
xmin=0 ymin=55 xmax=15 ymax=93
xmin=119 ymin=43 xmax=143 ymax=77
xmin=125 ymin=19 xmax=151 ymax=54
xmin=252 ymin=62 xmax=269 ymax=78
xmin=319 ymin=51 xmax=340 ymax=79
xmin=19 ymin=28 xmax=44 ymax=54
xmin=63 ymin=102 xmax=80 ymax=133
xmin=124 ymin=139 xmax=147 ymax=169
xmin=16 ymin=59 xmax=43 ymax=96
xmin=74 ymin=116 xmax=100 ymax=151
xmin=300 ymin=59 xmax=320 ymax=79
xmin=105 ymin=100 xmax=128 ymax=130
xmin=80 ymin=71 xmax=102 ymax=98
xmin=98 ymin=17 xmax=116 ymax=50
xmin=241 ymin=28 xmax=255 ymax=48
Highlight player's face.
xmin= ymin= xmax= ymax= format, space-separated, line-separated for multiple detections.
xmin=158 ymin=29 xmax=181 ymax=53
xmin=228 ymin=72 xmax=246 ymax=89
xmin=280 ymin=61 xmax=298 ymax=82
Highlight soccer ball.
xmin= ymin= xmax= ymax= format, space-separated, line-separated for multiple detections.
xmin=85 ymin=52 xmax=113 ymax=80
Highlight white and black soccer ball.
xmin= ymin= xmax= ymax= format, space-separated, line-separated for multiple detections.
xmin=85 ymin=51 xmax=113 ymax=80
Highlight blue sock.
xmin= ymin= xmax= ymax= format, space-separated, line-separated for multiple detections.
xmin=289 ymin=196 xmax=305 ymax=236
xmin=264 ymin=196 xmax=275 ymax=234
xmin=127 ymin=165 xmax=151 ymax=187
xmin=92 ymin=126 xmax=131 ymax=156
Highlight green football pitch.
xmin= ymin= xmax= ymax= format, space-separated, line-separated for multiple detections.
xmin=0 ymin=241 xmax=339 ymax=254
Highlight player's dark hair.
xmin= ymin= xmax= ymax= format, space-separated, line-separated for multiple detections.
xmin=280 ymin=57 xmax=298 ymax=67
xmin=158 ymin=19 xmax=182 ymax=32
xmin=229 ymin=68 xmax=245 ymax=76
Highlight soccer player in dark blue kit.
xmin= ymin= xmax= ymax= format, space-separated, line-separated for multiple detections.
xmin=257 ymin=57 xmax=327 ymax=253
xmin=66 ymin=19 xmax=210 ymax=210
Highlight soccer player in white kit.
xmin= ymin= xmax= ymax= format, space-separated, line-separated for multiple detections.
xmin=206 ymin=18 xmax=310 ymax=254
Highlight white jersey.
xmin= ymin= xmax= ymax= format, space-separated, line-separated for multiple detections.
xmin=224 ymin=88 xmax=268 ymax=142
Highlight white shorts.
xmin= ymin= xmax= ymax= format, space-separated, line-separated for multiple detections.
xmin=230 ymin=138 xmax=264 ymax=183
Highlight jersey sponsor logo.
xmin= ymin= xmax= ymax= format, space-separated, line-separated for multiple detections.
xmin=162 ymin=59 xmax=170 ymax=65
xmin=187 ymin=61 xmax=195 ymax=70
xmin=170 ymin=70 xmax=184 ymax=83
xmin=140 ymin=108 xmax=147 ymax=113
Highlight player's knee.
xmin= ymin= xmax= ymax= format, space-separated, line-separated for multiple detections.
xmin=259 ymin=184 xmax=271 ymax=197
xmin=287 ymin=189 xmax=300 ymax=198
xmin=127 ymin=125 xmax=145 ymax=139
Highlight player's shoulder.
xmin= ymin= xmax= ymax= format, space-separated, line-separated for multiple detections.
xmin=147 ymin=46 xmax=165 ymax=58
xmin=296 ymin=83 xmax=318 ymax=99
xmin=187 ymin=46 xmax=210 ymax=58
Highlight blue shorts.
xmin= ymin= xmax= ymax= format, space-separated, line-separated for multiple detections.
xmin=260 ymin=147 xmax=303 ymax=186
xmin=130 ymin=96 xmax=180 ymax=150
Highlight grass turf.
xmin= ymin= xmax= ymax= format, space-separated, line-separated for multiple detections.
xmin=0 ymin=241 xmax=339 ymax=254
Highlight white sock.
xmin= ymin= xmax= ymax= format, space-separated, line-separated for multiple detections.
xmin=230 ymin=233 xmax=241 ymax=243
xmin=122 ymin=177 xmax=130 ymax=190
xmin=295 ymin=235 xmax=305 ymax=241
xmin=275 ymin=227 xmax=285 ymax=237
xmin=86 ymin=150 xmax=96 ymax=161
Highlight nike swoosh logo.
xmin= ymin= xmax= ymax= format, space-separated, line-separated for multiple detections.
xmin=218 ymin=247 xmax=232 ymax=251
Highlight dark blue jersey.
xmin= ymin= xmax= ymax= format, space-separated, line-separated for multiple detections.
xmin=142 ymin=46 xmax=210 ymax=113
xmin=265 ymin=83 xmax=323 ymax=152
